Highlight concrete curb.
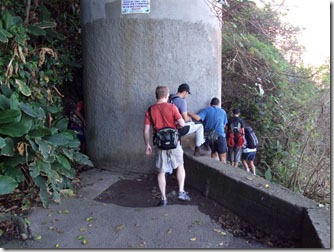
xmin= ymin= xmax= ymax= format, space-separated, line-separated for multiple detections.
xmin=183 ymin=149 xmax=330 ymax=248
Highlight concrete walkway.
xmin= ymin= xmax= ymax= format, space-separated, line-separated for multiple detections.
xmin=2 ymin=168 xmax=269 ymax=249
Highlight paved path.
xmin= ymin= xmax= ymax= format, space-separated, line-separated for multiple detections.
xmin=2 ymin=168 xmax=268 ymax=249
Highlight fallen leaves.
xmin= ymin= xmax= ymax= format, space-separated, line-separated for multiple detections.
xmin=217 ymin=211 xmax=298 ymax=247
xmin=115 ymin=224 xmax=125 ymax=232
xmin=58 ymin=210 xmax=69 ymax=214
xmin=17 ymin=142 xmax=25 ymax=156
xmin=77 ymin=235 xmax=88 ymax=245
xmin=34 ymin=234 xmax=42 ymax=240
xmin=188 ymin=220 xmax=201 ymax=228
xmin=85 ymin=216 xmax=94 ymax=222
xmin=60 ymin=189 xmax=75 ymax=197
xmin=77 ymin=235 xmax=86 ymax=240
xmin=44 ymin=214 xmax=96 ymax=247
xmin=213 ymin=228 xmax=226 ymax=235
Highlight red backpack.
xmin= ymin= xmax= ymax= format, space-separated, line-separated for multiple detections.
xmin=227 ymin=119 xmax=244 ymax=148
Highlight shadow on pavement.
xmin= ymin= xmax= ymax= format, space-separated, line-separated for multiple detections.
xmin=94 ymin=173 xmax=226 ymax=220
xmin=94 ymin=172 xmax=298 ymax=248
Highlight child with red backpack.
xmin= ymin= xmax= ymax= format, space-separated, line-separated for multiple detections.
xmin=227 ymin=108 xmax=245 ymax=167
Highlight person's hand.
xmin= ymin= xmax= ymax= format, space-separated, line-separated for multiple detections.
xmin=145 ymin=144 xmax=152 ymax=155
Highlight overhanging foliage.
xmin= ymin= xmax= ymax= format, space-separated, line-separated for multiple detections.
xmin=0 ymin=1 xmax=92 ymax=209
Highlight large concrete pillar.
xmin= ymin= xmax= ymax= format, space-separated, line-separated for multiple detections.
xmin=81 ymin=0 xmax=221 ymax=173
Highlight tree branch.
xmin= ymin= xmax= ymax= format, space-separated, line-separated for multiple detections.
xmin=24 ymin=0 xmax=31 ymax=25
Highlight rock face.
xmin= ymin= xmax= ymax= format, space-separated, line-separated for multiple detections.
xmin=81 ymin=0 xmax=221 ymax=173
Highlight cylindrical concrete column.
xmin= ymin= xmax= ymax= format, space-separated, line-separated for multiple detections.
xmin=81 ymin=0 xmax=221 ymax=173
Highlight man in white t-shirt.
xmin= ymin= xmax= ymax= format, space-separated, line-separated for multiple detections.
xmin=169 ymin=83 xmax=209 ymax=156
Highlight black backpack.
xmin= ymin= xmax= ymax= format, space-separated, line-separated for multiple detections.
xmin=244 ymin=126 xmax=258 ymax=149
xmin=154 ymin=127 xmax=179 ymax=150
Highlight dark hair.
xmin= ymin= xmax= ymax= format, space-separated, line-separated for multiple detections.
xmin=177 ymin=83 xmax=191 ymax=94
xmin=210 ymin=97 xmax=220 ymax=106
xmin=232 ymin=108 xmax=240 ymax=114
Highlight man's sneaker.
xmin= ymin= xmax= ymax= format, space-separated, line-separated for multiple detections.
xmin=194 ymin=146 xmax=207 ymax=156
xmin=178 ymin=191 xmax=191 ymax=201
xmin=157 ymin=199 xmax=167 ymax=206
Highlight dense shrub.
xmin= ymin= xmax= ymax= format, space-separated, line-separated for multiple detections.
xmin=0 ymin=1 xmax=92 ymax=209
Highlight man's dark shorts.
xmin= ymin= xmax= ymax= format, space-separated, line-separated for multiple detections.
xmin=242 ymin=151 xmax=256 ymax=161
xmin=209 ymin=136 xmax=227 ymax=154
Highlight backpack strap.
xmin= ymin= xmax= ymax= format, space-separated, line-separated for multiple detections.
xmin=148 ymin=106 xmax=157 ymax=145
xmin=169 ymin=95 xmax=180 ymax=104
xmin=148 ymin=106 xmax=154 ymax=126
xmin=148 ymin=106 xmax=159 ymax=133
xmin=230 ymin=117 xmax=243 ymax=134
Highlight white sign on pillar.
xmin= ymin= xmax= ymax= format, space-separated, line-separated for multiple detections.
xmin=121 ymin=0 xmax=150 ymax=14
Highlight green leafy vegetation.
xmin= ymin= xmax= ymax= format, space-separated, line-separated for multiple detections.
xmin=0 ymin=0 xmax=92 ymax=211
xmin=214 ymin=0 xmax=330 ymax=205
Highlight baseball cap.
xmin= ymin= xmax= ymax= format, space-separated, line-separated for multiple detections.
xmin=178 ymin=83 xmax=191 ymax=94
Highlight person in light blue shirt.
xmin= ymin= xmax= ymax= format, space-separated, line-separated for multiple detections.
xmin=188 ymin=97 xmax=228 ymax=163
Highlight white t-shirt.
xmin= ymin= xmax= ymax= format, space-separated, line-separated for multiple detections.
xmin=242 ymin=147 xmax=256 ymax=153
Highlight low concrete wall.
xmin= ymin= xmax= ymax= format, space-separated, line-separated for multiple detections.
xmin=183 ymin=148 xmax=330 ymax=248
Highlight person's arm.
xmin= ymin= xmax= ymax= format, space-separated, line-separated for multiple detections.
xmin=171 ymin=103 xmax=185 ymax=127
xmin=182 ymin=112 xmax=192 ymax=122
xmin=188 ymin=112 xmax=201 ymax=122
xmin=143 ymin=124 xmax=152 ymax=155
xmin=223 ymin=111 xmax=228 ymax=132
xmin=176 ymin=117 xmax=185 ymax=128
xmin=240 ymin=119 xmax=245 ymax=135
xmin=176 ymin=99 xmax=192 ymax=122
xmin=75 ymin=109 xmax=86 ymax=127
